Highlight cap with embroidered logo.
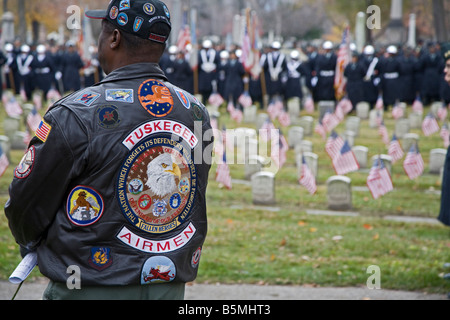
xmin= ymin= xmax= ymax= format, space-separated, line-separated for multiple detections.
xmin=86 ymin=0 xmax=171 ymax=44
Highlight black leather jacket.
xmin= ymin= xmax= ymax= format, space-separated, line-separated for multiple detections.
xmin=5 ymin=63 xmax=212 ymax=286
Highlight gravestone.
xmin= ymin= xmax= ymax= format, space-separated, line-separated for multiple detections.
xmin=343 ymin=131 xmax=355 ymax=147
xmin=11 ymin=132 xmax=28 ymax=150
xmin=409 ymin=112 xmax=422 ymax=129
xmin=318 ymin=101 xmax=335 ymax=120
xmin=0 ymin=135 xmax=11 ymax=161
xmin=369 ymin=110 xmax=383 ymax=128
xmin=371 ymin=154 xmax=393 ymax=175
xmin=429 ymin=149 xmax=447 ymax=174
xmin=288 ymin=126 xmax=304 ymax=148
xmin=294 ymin=140 xmax=313 ymax=155
xmin=256 ymin=113 xmax=270 ymax=130
xmin=243 ymin=105 xmax=257 ymax=123
xmin=3 ymin=116 xmax=21 ymax=139
xmin=245 ymin=155 xmax=265 ymax=180
xmin=403 ymin=133 xmax=419 ymax=153
xmin=251 ymin=172 xmax=276 ymax=205
xmin=356 ymin=102 xmax=370 ymax=119
xmin=303 ymin=152 xmax=318 ymax=178
xmin=346 ymin=116 xmax=360 ymax=137
xmin=299 ymin=116 xmax=314 ymax=136
xmin=395 ymin=118 xmax=410 ymax=139
xmin=287 ymin=97 xmax=301 ymax=119
xmin=352 ymin=146 xmax=369 ymax=169
xmin=240 ymin=138 xmax=258 ymax=164
xmin=234 ymin=127 xmax=257 ymax=148
xmin=326 ymin=176 xmax=352 ymax=210
xmin=431 ymin=102 xmax=442 ymax=117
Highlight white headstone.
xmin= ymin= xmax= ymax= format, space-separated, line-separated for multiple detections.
xmin=299 ymin=116 xmax=314 ymax=136
xmin=352 ymin=146 xmax=369 ymax=169
xmin=346 ymin=116 xmax=361 ymax=137
xmin=395 ymin=118 xmax=410 ymax=139
xmin=403 ymin=133 xmax=420 ymax=153
xmin=371 ymin=154 xmax=393 ymax=175
xmin=429 ymin=149 xmax=447 ymax=174
xmin=288 ymin=126 xmax=304 ymax=148
xmin=251 ymin=172 xmax=276 ymax=205
xmin=356 ymin=102 xmax=370 ymax=119
xmin=327 ymin=176 xmax=352 ymax=210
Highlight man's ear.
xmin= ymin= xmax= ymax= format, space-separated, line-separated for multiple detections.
xmin=110 ymin=29 xmax=121 ymax=50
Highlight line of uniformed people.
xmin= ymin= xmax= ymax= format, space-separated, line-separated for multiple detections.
xmin=160 ymin=39 xmax=450 ymax=112
xmin=0 ymin=40 xmax=103 ymax=102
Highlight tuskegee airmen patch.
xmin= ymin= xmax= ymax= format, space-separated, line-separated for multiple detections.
xmin=138 ymin=79 xmax=173 ymax=118
xmin=117 ymin=135 xmax=197 ymax=235
xmin=141 ymin=256 xmax=176 ymax=284
xmin=15 ymin=146 xmax=35 ymax=179
xmin=67 ymin=186 xmax=104 ymax=227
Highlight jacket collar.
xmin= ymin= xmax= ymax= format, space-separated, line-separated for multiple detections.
xmin=98 ymin=62 xmax=168 ymax=84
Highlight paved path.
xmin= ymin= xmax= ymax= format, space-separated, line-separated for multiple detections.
xmin=0 ymin=279 xmax=447 ymax=300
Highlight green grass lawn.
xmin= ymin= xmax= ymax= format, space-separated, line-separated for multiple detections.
xmin=0 ymin=96 xmax=449 ymax=294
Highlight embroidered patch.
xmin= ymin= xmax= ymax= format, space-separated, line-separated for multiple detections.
xmin=117 ymin=223 xmax=196 ymax=254
xmin=133 ymin=17 xmax=144 ymax=32
xmin=96 ymin=105 xmax=121 ymax=129
xmin=143 ymin=3 xmax=155 ymax=15
xmin=175 ymin=88 xmax=191 ymax=109
xmin=117 ymin=12 xmax=128 ymax=26
xmin=35 ymin=120 xmax=52 ymax=142
xmin=89 ymin=247 xmax=113 ymax=271
xmin=141 ymin=256 xmax=176 ymax=284
xmin=191 ymin=247 xmax=202 ymax=268
xmin=74 ymin=92 xmax=101 ymax=106
xmin=106 ymin=89 xmax=134 ymax=103
xmin=15 ymin=146 xmax=35 ymax=179
xmin=109 ymin=6 xmax=119 ymax=20
xmin=119 ymin=0 xmax=130 ymax=11
xmin=117 ymin=135 xmax=197 ymax=235
xmin=138 ymin=79 xmax=173 ymax=118
xmin=192 ymin=104 xmax=204 ymax=121
xmin=122 ymin=120 xmax=199 ymax=150
xmin=67 ymin=186 xmax=104 ymax=227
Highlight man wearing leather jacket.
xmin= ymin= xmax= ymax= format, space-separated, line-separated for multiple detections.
xmin=5 ymin=0 xmax=212 ymax=300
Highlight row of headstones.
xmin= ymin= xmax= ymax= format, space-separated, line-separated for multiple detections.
xmin=249 ymin=171 xmax=355 ymax=210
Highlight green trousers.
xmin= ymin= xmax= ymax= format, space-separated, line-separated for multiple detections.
xmin=43 ymin=280 xmax=185 ymax=300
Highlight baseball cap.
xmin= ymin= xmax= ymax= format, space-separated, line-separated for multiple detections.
xmin=86 ymin=0 xmax=171 ymax=44
xmin=442 ymin=43 xmax=450 ymax=62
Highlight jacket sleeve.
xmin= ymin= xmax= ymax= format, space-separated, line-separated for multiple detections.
xmin=4 ymin=105 xmax=89 ymax=249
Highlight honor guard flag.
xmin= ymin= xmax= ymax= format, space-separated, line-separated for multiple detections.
xmin=367 ymin=157 xmax=393 ymax=199
xmin=403 ymin=144 xmax=424 ymax=180
xmin=299 ymin=156 xmax=317 ymax=195
xmin=332 ymin=140 xmax=359 ymax=175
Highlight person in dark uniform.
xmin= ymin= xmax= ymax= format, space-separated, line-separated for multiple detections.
xmin=4 ymin=43 xmax=20 ymax=95
xmin=360 ymin=45 xmax=380 ymax=109
xmin=217 ymin=50 xmax=229 ymax=100
xmin=16 ymin=44 xmax=34 ymax=101
xmin=378 ymin=45 xmax=401 ymax=109
xmin=284 ymin=50 xmax=308 ymax=101
xmin=0 ymin=47 xmax=7 ymax=99
xmin=5 ymin=0 xmax=212 ymax=300
xmin=60 ymin=41 xmax=84 ymax=92
xmin=223 ymin=50 xmax=245 ymax=109
xmin=439 ymin=42 xmax=450 ymax=227
xmin=171 ymin=49 xmax=194 ymax=94
xmin=344 ymin=52 xmax=366 ymax=111
xmin=83 ymin=45 xmax=104 ymax=88
xmin=31 ymin=44 xmax=56 ymax=99
xmin=262 ymin=41 xmax=287 ymax=102
xmin=398 ymin=46 xmax=417 ymax=105
xmin=198 ymin=39 xmax=219 ymax=104
xmin=305 ymin=43 xmax=318 ymax=101
xmin=314 ymin=41 xmax=337 ymax=102
xmin=419 ymin=42 xmax=444 ymax=105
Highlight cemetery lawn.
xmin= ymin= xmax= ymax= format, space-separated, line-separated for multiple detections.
xmin=0 ymin=101 xmax=449 ymax=294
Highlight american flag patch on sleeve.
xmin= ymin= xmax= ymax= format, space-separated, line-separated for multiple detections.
xmin=36 ymin=120 xmax=52 ymax=142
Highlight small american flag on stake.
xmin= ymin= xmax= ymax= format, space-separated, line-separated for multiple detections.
xmin=422 ymin=113 xmax=440 ymax=136
xmin=388 ymin=134 xmax=404 ymax=163
xmin=299 ymin=155 xmax=317 ymax=195
xmin=325 ymin=131 xmax=344 ymax=159
xmin=403 ymin=143 xmax=424 ymax=180
xmin=367 ymin=157 xmax=393 ymax=199
xmin=332 ymin=140 xmax=360 ymax=175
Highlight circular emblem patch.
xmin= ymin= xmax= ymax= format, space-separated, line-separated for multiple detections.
xmin=96 ymin=105 xmax=121 ymax=129
xmin=117 ymin=12 xmax=128 ymax=26
xmin=138 ymin=79 xmax=173 ymax=118
xmin=15 ymin=146 xmax=35 ymax=179
xmin=109 ymin=6 xmax=119 ymax=19
xmin=141 ymin=256 xmax=176 ymax=284
xmin=67 ymin=186 xmax=104 ymax=227
xmin=117 ymin=135 xmax=196 ymax=234
xmin=143 ymin=3 xmax=155 ymax=15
